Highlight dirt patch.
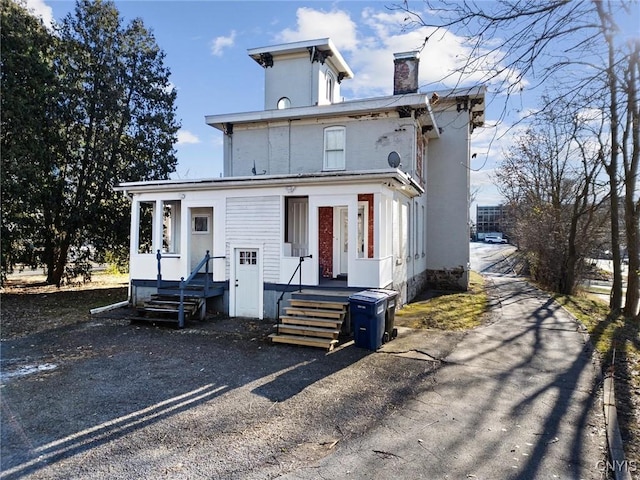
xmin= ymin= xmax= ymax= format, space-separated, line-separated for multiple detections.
xmin=1 ymin=273 xmax=129 ymax=340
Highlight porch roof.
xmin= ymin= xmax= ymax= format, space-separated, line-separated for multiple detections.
xmin=115 ymin=168 xmax=424 ymax=197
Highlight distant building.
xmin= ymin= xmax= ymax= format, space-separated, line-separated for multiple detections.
xmin=476 ymin=205 xmax=506 ymax=239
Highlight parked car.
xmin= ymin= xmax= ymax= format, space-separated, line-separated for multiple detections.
xmin=485 ymin=235 xmax=508 ymax=244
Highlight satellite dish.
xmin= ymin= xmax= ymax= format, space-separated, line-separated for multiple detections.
xmin=388 ymin=151 xmax=401 ymax=168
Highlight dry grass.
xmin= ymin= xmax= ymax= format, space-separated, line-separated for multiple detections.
xmin=395 ymin=271 xmax=488 ymax=330
xmin=1 ymin=271 xmax=129 ymax=339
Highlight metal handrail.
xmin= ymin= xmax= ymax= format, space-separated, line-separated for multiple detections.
xmin=156 ymin=250 xmax=226 ymax=328
xmin=276 ymin=254 xmax=312 ymax=331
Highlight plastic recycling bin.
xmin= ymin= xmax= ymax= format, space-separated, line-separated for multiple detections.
xmin=370 ymin=288 xmax=399 ymax=343
xmin=348 ymin=290 xmax=387 ymax=350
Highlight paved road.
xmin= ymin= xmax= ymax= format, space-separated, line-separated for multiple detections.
xmin=281 ymin=244 xmax=608 ymax=479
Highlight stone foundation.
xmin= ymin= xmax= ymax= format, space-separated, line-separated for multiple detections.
xmin=426 ymin=266 xmax=468 ymax=291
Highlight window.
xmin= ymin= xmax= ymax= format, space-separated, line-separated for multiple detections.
xmin=192 ymin=215 xmax=209 ymax=234
xmin=323 ymin=126 xmax=345 ymax=171
xmin=137 ymin=201 xmax=155 ymax=254
xmin=285 ymin=197 xmax=308 ymax=256
xmin=162 ymin=200 xmax=181 ymax=254
xmin=397 ymin=201 xmax=407 ymax=263
xmin=357 ymin=202 xmax=369 ymax=259
xmin=239 ymin=250 xmax=257 ymax=265
xmin=326 ymin=73 xmax=334 ymax=102
xmin=277 ymin=97 xmax=291 ymax=109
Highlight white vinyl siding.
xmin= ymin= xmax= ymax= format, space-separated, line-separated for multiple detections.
xmin=323 ymin=126 xmax=345 ymax=171
xmin=226 ymin=196 xmax=280 ymax=282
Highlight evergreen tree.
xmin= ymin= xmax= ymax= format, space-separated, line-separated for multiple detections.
xmin=1 ymin=0 xmax=180 ymax=285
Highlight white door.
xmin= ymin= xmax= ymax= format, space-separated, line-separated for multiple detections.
xmin=234 ymin=248 xmax=260 ymax=318
xmin=338 ymin=207 xmax=348 ymax=276
xmin=190 ymin=208 xmax=213 ymax=272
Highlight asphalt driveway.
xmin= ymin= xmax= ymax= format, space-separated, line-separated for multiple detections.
xmin=281 ymin=274 xmax=609 ymax=479
xmin=1 ymin=248 xmax=609 ymax=479
xmin=1 ymin=313 xmax=461 ymax=479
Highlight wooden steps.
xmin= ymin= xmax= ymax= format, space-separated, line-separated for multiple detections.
xmin=279 ymin=316 xmax=342 ymax=328
xmin=135 ymin=294 xmax=205 ymax=327
xmin=269 ymin=334 xmax=339 ymax=350
xmin=276 ymin=324 xmax=341 ymax=339
xmin=269 ymin=291 xmax=351 ymax=351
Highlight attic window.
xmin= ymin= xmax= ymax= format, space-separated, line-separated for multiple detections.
xmin=277 ymin=97 xmax=291 ymax=109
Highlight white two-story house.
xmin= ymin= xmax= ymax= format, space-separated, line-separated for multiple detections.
xmin=117 ymin=38 xmax=485 ymax=324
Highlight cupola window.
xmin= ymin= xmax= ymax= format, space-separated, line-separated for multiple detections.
xmin=277 ymin=97 xmax=291 ymax=109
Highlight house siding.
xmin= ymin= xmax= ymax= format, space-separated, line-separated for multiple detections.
xmin=226 ymin=196 xmax=281 ymax=282
xmin=228 ymin=115 xmax=418 ymax=177
xmin=426 ymin=107 xmax=471 ymax=290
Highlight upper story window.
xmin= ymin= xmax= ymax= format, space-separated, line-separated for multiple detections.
xmin=323 ymin=126 xmax=346 ymax=171
xmin=326 ymin=73 xmax=334 ymax=102
xmin=277 ymin=97 xmax=291 ymax=109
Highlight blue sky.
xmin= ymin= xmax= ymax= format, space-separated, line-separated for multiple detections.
xmin=25 ymin=0 xmax=640 ymax=215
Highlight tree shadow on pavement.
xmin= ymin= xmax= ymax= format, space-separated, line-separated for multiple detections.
xmin=572 ymin=303 xmax=640 ymax=470
xmin=432 ymin=277 xmax=606 ymax=479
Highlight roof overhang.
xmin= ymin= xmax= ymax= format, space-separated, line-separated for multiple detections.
xmin=247 ymin=38 xmax=354 ymax=80
xmin=116 ymin=169 xmax=424 ymax=198
xmin=431 ymin=85 xmax=486 ymax=129
xmin=206 ymin=93 xmax=439 ymax=138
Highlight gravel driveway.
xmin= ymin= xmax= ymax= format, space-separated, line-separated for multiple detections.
xmin=1 ymin=310 xmax=461 ymax=479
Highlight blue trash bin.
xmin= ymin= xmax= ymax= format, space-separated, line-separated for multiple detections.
xmin=349 ymin=290 xmax=387 ymax=350
xmin=369 ymin=288 xmax=399 ymax=343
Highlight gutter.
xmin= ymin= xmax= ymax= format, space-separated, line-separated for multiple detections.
xmin=115 ymin=169 xmax=424 ymax=197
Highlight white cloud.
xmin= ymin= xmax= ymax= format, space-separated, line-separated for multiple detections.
xmin=177 ymin=130 xmax=200 ymax=145
xmin=211 ymin=31 xmax=236 ymax=56
xmin=268 ymin=5 xmax=525 ymax=102
xmin=276 ymin=7 xmax=359 ymax=52
xmin=25 ymin=0 xmax=55 ymax=29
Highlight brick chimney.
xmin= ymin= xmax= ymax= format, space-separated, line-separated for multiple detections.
xmin=393 ymin=51 xmax=420 ymax=95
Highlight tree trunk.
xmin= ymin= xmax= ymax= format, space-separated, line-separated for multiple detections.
xmin=595 ymin=1 xmax=624 ymax=312
xmin=48 ymin=238 xmax=71 ymax=287
xmin=624 ymin=210 xmax=639 ymax=318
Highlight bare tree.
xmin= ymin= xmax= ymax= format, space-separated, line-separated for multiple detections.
xmin=495 ymin=97 xmax=608 ymax=294
xmin=621 ymin=39 xmax=640 ymax=317
xmin=394 ymin=0 xmax=638 ymax=315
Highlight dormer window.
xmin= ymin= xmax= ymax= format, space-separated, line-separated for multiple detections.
xmin=277 ymin=97 xmax=291 ymax=109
